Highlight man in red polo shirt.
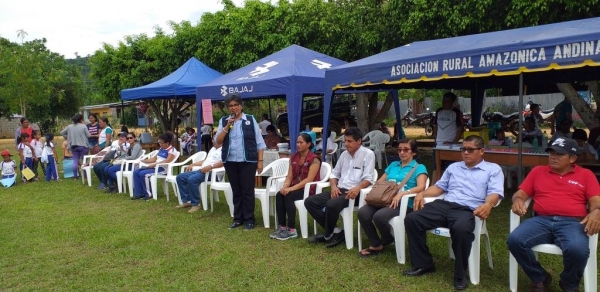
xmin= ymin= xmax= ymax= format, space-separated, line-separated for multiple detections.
xmin=507 ymin=137 xmax=600 ymax=292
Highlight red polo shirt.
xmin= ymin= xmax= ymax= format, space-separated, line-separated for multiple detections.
xmin=519 ymin=165 xmax=600 ymax=217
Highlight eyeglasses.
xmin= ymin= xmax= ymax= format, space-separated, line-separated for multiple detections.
xmin=227 ymin=103 xmax=241 ymax=108
xmin=158 ymin=141 xmax=166 ymax=145
xmin=460 ymin=147 xmax=482 ymax=153
xmin=397 ymin=148 xmax=411 ymax=153
xmin=127 ymin=137 xmax=135 ymax=140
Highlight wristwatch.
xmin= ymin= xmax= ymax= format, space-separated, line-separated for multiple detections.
xmin=210 ymin=164 xmax=214 ymax=169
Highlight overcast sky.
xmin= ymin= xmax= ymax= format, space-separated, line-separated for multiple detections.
xmin=0 ymin=0 xmax=251 ymax=59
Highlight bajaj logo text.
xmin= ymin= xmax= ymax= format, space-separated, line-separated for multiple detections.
xmin=220 ymin=85 xmax=254 ymax=97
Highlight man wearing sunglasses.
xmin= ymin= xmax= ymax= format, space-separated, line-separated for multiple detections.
xmin=508 ymin=137 xmax=600 ymax=292
xmin=403 ymin=135 xmax=504 ymax=291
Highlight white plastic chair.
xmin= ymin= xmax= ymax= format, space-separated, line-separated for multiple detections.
xmin=80 ymin=154 xmax=97 ymax=187
xmin=368 ymin=133 xmax=390 ymax=169
xmin=119 ymin=150 xmax=157 ymax=197
xmin=340 ymin=169 xmax=378 ymax=249
xmin=148 ymin=151 xmax=181 ymax=200
xmin=294 ymin=162 xmax=332 ymax=238
xmin=325 ymin=143 xmax=338 ymax=165
xmin=420 ymin=195 xmax=499 ymax=285
xmin=114 ymin=149 xmax=146 ymax=192
xmin=209 ymin=167 xmax=233 ymax=217
xmin=164 ymin=151 xmax=207 ymax=205
xmin=200 ymin=167 xmax=226 ymax=212
xmin=360 ymin=178 xmax=430 ymax=263
xmin=362 ymin=130 xmax=383 ymax=148
xmin=255 ymin=158 xmax=289 ymax=228
xmin=509 ymin=198 xmax=598 ymax=292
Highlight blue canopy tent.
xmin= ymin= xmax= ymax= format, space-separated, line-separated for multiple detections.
xmin=324 ymin=17 xmax=600 ymax=128
xmin=322 ymin=17 xmax=600 ymax=169
xmin=195 ymin=44 xmax=347 ymax=152
xmin=120 ymin=57 xmax=222 ymax=144
xmin=121 ymin=57 xmax=223 ymax=100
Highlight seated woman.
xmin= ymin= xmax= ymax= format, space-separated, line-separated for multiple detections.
xmin=104 ymin=132 xmax=143 ymax=193
xmin=94 ymin=132 xmax=130 ymax=190
xmin=264 ymin=125 xmax=284 ymax=150
xmin=132 ymin=132 xmax=178 ymax=200
xmin=269 ymin=133 xmax=321 ymax=240
xmin=357 ymin=138 xmax=428 ymax=257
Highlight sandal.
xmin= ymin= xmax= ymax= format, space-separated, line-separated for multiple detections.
xmin=358 ymin=247 xmax=383 ymax=258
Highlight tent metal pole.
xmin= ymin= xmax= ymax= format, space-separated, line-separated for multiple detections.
xmin=268 ymin=99 xmax=272 ymax=121
xmin=517 ymin=73 xmax=524 ymax=184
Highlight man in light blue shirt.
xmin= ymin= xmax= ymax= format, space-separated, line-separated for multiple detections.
xmin=403 ymin=135 xmax=504 ymax=291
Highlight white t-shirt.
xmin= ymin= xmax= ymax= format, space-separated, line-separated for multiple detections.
xmin=259 ymin=120 xmax=271 ymax=135
xmin=201 ymin=147 xmax=223 ymax=168
xmin=434 ymin=108 xmax=463 ymax=144
xmin=32 ymin=139 xmax=44 ymax=157
xmin=156 ymin=146 xmax=177 ymax=163
xmin=1 ymin=160 xmax=17 ymax=175
xmin=316 ymin=137 xmax=335 ymax=152
xmin=41 ymin=142 xmax=55 ymax=160
xmin=18 ymin=143 xmax=33 ymax=158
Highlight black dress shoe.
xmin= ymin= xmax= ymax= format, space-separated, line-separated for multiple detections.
xmin=454 ymin=277 xmax=468 ymax=290
xmin=131 ymin=196 xmax=142 ymax=200
xmin=326 ymin=231 xmax=345 ymax=248
xmin=308 ymin=234 xmax=326 ymax=243
xmin=402 ymin=265 xmax=436 ymax=276
xmin=229 ymin=221 xmax=243 ymax=229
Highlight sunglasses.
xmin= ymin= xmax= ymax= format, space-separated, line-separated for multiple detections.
xmin=127 ymin=137 xmax=135 ymax=140
xmin=397 ymin=148 xmax=411 ymax=153
xmin=460 ymin=147 xmax=482 ymax=153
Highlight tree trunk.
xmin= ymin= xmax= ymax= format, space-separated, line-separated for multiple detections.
xmin=556 ymin=83 xmax=600 ymax=129
xmin=356 ymin=93 xmax=370 ymax=135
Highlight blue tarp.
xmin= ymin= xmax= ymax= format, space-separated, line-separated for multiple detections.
xmin=121 ymin=57 xmax=223 ymax=100
xmin=196 ymin=44 xmax=347 ymax=152
xmin=322 ymin=17 xmax=600 ymax=141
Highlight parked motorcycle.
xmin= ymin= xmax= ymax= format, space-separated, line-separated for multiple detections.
xmin=482 ymin=107 xmax=521 ymax=133
xmin=401 ymin=108 xmax=434 ymax=137
xmin=522 ymin=101 xmax=554 ymax=125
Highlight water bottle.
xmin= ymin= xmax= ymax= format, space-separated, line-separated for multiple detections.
xmin=532 ymin=136 xmax=539 ymax=152
xmin=541 ymin=131 xmax=549 ymax=148
xmin=389 ymin=178 xmax=397 ymax=184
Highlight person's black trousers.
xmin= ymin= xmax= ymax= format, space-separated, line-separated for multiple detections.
xmin=404 ymin=200 xmax=475 ymax=281
xmin=224 ymin=162 xmax=257 ymax=224
xmin=304 ymin=189 xmax=359 ymax=237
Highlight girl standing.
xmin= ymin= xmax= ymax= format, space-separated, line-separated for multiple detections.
xmin=87 ymin=114 xmax=101 ymax=154
xmin=44 ymin=133 xmax=59 ymax=181
xmin=1 ymin=149 xmax=18 ymax=188
xmin=31 ymin=130 xmax=46 ymax=180
xmin=17 ymin=133 xmax=36 ymax=183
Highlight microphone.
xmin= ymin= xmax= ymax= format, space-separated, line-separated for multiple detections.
xmin=229 ymin=114 xmax=235 ymax=129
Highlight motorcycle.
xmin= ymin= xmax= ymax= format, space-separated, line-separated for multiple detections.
xmin=482 ymin=107 xmax=521 ymax=133
xmin=401 ymin=108 xmax=434 ymax=137
xmin=522 ymin=101 xmax=554 ymax=125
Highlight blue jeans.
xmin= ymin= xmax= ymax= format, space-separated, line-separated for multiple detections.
xmin=176 ymin=171 xmax=205 ymax=206
xmin=133 ymin=167 xmax=165 ymax=198
xmin=507 ymin=215 xmax=590 ymax=290
xmin=93 ymin=161 xmax=111 ymax=185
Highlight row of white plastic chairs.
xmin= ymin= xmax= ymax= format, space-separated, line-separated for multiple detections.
xmin=80 ymin=152 xmax=597 ymax=291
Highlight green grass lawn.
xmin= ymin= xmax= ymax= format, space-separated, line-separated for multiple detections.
xmin=0 ymin=139 xmax=587 ymax=291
